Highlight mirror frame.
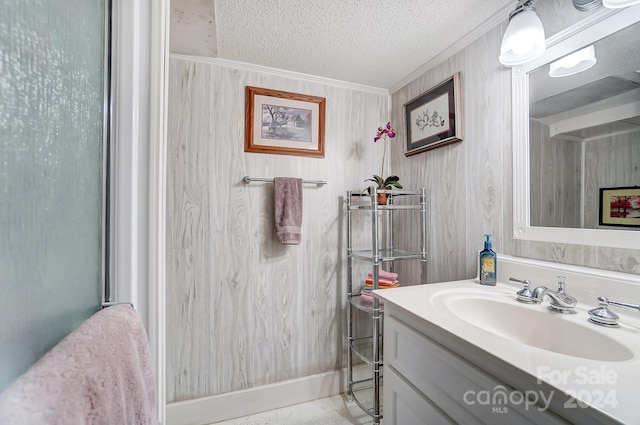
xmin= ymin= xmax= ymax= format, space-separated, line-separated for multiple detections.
xmin=512 ymin=6 xmax=640 ymax=250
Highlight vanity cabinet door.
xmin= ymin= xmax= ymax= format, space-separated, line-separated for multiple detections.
xmin=385 ymin=314 xmax=569 ymax=425
xmin=384 ymin=366 xmax=455 ymax=425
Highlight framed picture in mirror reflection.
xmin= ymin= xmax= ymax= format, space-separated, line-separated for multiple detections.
xmin=404 ymin=72 xmax=463 ymax=156
xmin=599 ymin=186 xmax=640 ymax=228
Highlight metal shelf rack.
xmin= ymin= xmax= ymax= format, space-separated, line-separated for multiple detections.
xmin=346 ymin=187 xmax=428 ymax=424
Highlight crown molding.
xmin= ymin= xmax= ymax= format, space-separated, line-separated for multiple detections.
xmin=169 ymin=53 xmax=390 ymax=96
xmin=389 ymin=3 xmax=513 ymax=94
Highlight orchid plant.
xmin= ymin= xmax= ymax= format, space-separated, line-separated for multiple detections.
xmin=364 ymin=122 xmax=403 ymax=191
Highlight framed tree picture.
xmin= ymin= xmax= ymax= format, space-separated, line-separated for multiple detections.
xmin=404 ymin=72 xmax=463 ymax=156
xmin=599 ymin=186 xmax=640 ymax=227
xmin=245 ymin=86 xmax=326 ymax=158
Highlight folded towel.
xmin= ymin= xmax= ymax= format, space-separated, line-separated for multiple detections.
xmin=274 ymin=177 xmax=303 ymax=245
xmin=367 ymin=270 xmax=398 ymax=281
xmin=360 ymin=290 xmax=384 ymax=304
xmin=364 ymin=277 xmax=398 ymax=286
xmin=364 ymin=279 xmax=399 ymax=288
xmin=0 ymin=305 xmax=158 ymax=425
xmin=364 ymin=280 xmax=400 ymax=289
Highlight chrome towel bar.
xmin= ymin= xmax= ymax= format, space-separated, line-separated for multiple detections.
xmin=242 ymin=176 xmax=327 ymax=187
xmin=101 ymin=301 xmax=134 ymax=309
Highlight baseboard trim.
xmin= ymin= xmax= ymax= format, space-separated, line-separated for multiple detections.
xmin=166 ymin=365 xmax=370 ymax=425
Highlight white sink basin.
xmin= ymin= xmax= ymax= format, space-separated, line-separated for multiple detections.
xmin=373 ymin=257 xmax=640 ymax=425
xmin=433 ymin=289 xmax=634 ymax=362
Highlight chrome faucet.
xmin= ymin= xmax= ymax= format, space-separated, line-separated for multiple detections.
xmin=588 ymin=296 xmax=640 ymax=328
xmin=510 ymin=276 xmax=577 ymax=314
xmin=509 ymin=277 xmax=535 ymax=303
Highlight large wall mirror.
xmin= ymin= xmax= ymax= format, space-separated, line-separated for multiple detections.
xmin=512 ymin=6 xmax=640 ymax=249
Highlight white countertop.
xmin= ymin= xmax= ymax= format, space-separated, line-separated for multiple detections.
xmin=373 ymin=256 xmax=640 ymax=425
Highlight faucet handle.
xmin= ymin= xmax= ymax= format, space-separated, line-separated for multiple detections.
xmin=509 ymin=277 xmax=536 ymax=304
xmin=556 ymin=276 xmax=566 ymax=293
xmin=588 ymin=297 xmax=620 ymax=327
xmin=589 ymin=296 xmax=640 ymax=328
xmin=607 ymin=298 xmax=640 ymax=312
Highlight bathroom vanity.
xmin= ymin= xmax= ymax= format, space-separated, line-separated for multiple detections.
xmin=374 ymin=255 xmax=640 ymax=425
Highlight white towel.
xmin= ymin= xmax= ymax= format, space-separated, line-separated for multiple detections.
xmin=274 ymin=177 xmax=303 ymax=245
xmin=0 ymin=305 xmax=158 ymax=425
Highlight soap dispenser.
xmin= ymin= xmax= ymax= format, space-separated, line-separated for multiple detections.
xmin=479 ymin=234 xmax=497 ymax=286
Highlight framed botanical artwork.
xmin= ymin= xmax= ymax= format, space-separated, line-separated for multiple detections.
xmin=599 ymin=186 xmax=640 ymax=227
xmin=404 ymin=72 xmax=463 ymax=156
xmin=244 ymin=86 xmax=326 ymax=158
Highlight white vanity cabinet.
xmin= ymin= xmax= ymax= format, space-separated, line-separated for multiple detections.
xmin=375 ymin=255 xmax=640 ymax=425
xmin=383 ymin=311 xmax=569 ymax=425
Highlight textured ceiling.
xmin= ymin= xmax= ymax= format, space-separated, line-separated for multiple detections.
xmin=171 ymin=0 xmax=514 ymax=89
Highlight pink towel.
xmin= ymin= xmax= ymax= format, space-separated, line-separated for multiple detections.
xmin=0 ymin=305 xmax=158 ymax=425
xmin=274 ymin=177 xmax=303 ymax=245
xmin=360 ymin=290 xmax=384 ymax=304
xmin=367 ymin=270 xmax=398 ymax=282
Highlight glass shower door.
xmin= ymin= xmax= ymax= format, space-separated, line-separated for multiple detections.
xmin=0 ymin=0 xmax=107 ymax=391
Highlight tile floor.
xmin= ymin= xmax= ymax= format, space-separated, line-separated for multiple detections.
xmin=211 ymin=393 xmax=375 ymax=425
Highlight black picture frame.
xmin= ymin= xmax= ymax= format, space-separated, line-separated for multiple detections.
xmin=404 ymin=72 xmax=463 ymax=156
xmin=599 ymin=186 xmax=640 ymax=227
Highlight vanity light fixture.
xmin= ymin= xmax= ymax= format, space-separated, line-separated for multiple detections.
xmin=499 ymin=0 xmax=546 ymax=66
xmin=603 ymin=0 xmax=640 ymax=8
xmin=549 ymin=45 xmax=597 ymax=77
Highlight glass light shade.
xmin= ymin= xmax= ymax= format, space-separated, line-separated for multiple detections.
xmin=603 ymin=0 xmax=640 ymax=8
xmin=549 ymin=45 xmax=597 ymax=77
xmin=499 ymin=10 xmax=546 ymax=66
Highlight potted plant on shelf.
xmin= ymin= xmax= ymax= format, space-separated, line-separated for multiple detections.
xmin=364 ymin=122 xmax=402 ymax=205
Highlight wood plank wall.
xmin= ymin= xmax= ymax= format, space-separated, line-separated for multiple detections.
xmin=167 ymin=58 xmax=389 ymax=402
xmin=389 ymin=1 xmax=640 ymax=287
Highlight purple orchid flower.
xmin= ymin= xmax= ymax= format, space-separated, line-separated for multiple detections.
xmin=374 ymin=122 xmax=396 ymax=142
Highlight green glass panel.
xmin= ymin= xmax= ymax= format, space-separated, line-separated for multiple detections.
xmin=0 ymin=0 xmax=105 ymax=392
